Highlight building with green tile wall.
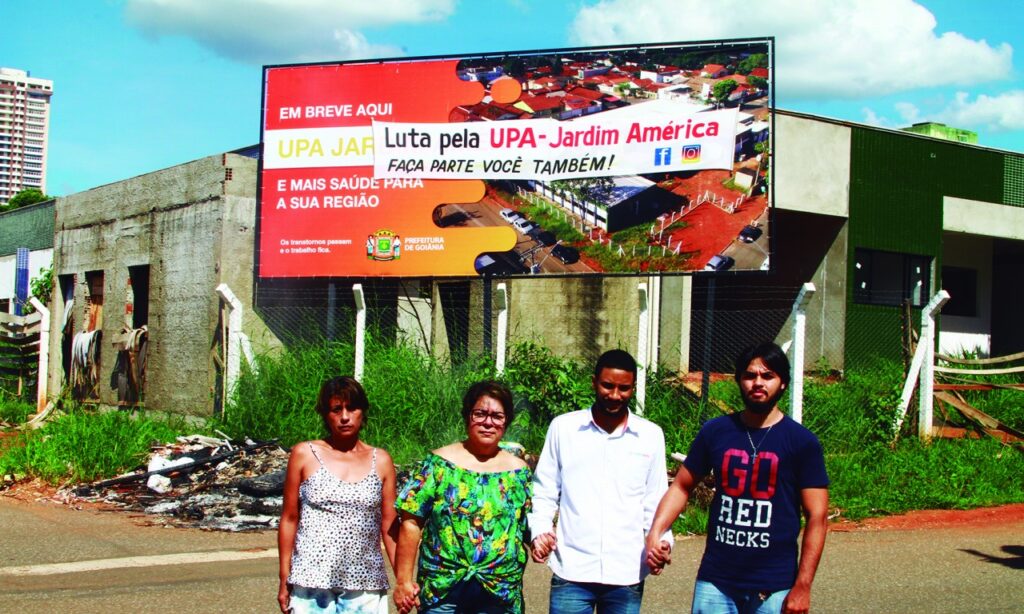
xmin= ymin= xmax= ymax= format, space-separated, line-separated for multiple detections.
xmin=694 ymin=111 xmax=1024 ymax=371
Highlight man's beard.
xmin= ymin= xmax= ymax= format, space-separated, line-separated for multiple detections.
xmin=742 ymin=387 xmax=785 ymax=414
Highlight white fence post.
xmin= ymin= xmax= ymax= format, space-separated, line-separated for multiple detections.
xmin=918 ymin=290 xmax=951 ymax=440
xmin=495 ymin=283 xmax=508 ymax=376
xmin=892 ymin=290 xmax=949 ymax=440
xmin=353 ymin=284 xmax=366 ymax=382
xmin=636 ymin=282 xmax=649 ymax=415
xmin=28 ymin=297 xmax=49 ymax=413
xmin=215 ymin=284 xmax=243 ymax=404
xmin=789 ymin=283 xmax=816 ymax=423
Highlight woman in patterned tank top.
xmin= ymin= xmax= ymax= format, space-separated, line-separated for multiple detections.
xmin=277 ymin=376 xmax=399 ymax=614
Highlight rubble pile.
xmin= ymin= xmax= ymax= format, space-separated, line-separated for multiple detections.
xmin=70 ymin=435 xmax=289 ymax=531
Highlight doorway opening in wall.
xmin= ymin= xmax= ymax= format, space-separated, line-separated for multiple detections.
xmin=71 ymin=270 xmax=104 ymax=401
xmin=128 ymin=265 xmax=150 ymax=328
xmin=113 ymin=265 xmax=150 ymax=406
xmin=59 ymin=274 xmax=75 ymax=386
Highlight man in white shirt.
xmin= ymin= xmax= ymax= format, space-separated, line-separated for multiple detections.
xmin=529 ymin=349 xmax=672 ymax=614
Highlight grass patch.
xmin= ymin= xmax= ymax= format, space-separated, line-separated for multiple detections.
xmin=0 ymin=407 xmax=187 ymax=483
xmin=2 ymin=335 xmax=1021 ymax=527
xmin=515 ymin=196 xmax=586 ymax=242
xmin=0 ymin=398 xmax=35 ymax=424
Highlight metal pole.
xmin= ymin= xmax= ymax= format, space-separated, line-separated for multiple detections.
xmin=636 ymin=282 xmax=649 ymax=415
xmin=790 ymin=282 xmax=816 ymax=423
xmin=495 ymin=283 xmax=508 ymax=375
xmin=353 ymin=284 xmax=366 ymax=381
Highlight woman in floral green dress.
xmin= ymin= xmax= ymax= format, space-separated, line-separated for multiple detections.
xmin=394 ymin=381 xmax=532 ymax=614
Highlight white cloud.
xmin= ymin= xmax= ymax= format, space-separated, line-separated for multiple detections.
xmin=933 ymin=91 xmax=1024 ymax=133
xmin=894 ymin=102 xmax=922 ymax=124
xmin=125 ymin=0 xmax=456 ymax=64
xmin=863 ymin=90 xmax=1024 ymax=136
xmin=568 ymin=0 xmax=1013 ymax=100
xmin=861 ymin=107 xmax=893 ymax=128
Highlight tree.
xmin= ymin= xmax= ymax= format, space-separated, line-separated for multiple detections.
xmin=748 ymin=75 xmax=769 ymax=91
xmin=712 ymin=79 xmax=738 ymax=106
xmin=737 ymin=53 xmax=768 ymax=75
xmin=1 ymin=188 xmax=50 ymax=212
xmin=503 ymin=57 xmax=527 ymax=79
xmin=20 ymin=265 xmax=53 ymax=314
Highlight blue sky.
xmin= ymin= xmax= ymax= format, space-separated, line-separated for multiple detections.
xmin=4 ymin=0 xmax=1022 ymax=196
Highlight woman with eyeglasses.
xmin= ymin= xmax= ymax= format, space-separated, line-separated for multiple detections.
xmin=393 ymin=380 xmax=532 ymax=614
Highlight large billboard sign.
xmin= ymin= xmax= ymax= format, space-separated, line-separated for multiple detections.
xmin=259 ymin=39 xmax=773 ymax=278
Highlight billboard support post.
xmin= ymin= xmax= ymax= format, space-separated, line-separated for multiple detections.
xmin=326 ymin=282 xmax=337 ymax=341
xmin=495 ymin=283 xmax=508 ymax=376
xmin=353 ymin=284 xmax=366 ymax=382
xmin=790 ymin=282 xmax=816 ymax=423
xmin=636 ymin=282 xmax=649 ymax=415
xmin=483 ymin=275 xmax=492 ymax=355
xmin=700 ymin=278 xmax=716 ymax=412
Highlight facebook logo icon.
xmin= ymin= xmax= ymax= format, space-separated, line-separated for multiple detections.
xmin=654 ymin=147 xmax=672 ymax=166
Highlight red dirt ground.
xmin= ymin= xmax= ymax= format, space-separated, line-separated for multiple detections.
xmin=830 ymin=503 xmax=1024 ymax=532
xmin=657 ymin=168 xmax=768 ymax=269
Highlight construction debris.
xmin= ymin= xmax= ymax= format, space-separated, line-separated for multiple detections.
xmin=69 ymin=434 xmax=289 ymax=531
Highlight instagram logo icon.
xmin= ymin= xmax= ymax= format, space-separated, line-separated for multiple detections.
xmin=681 ymin=144 xmax=702 ymax=164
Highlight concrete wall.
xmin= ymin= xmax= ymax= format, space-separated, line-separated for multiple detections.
xmin=775 ymin=113 xmax=851 ymax=218
xmin=49 ymin=153 xmax=278 ymax=415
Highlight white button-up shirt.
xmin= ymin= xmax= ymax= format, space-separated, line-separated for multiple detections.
xmin=528 ymin=407 xmax=671 ymax=586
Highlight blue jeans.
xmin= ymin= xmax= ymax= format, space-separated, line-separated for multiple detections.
xmin=549 ymin=574 xmax=644 ymax=614
xmin=691 ymin=580 xmax=789 ymax=614
xmin=419 ymin=580 xmax=510 ymax=614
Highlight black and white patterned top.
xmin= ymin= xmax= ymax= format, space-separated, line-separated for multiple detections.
xmin=288 ymin=443 xmax=390 ymax=590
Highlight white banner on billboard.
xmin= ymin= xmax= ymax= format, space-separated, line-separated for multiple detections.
xmin=372 ymin=104 xmax=739 ymax=181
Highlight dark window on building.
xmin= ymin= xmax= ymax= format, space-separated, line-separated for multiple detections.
xmin=941 ymin=266 xmax=977 ymax=317
xmin=128 ymin=265 xmax=150 ymax=328
xmin=854 ymin=248 xmax=931 ymax=307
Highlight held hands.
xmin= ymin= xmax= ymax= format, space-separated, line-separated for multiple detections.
xmin=644 ymin=536 xmax=672 ymax=575
xmin=393 ymin=580 xmax=420 ymax=614
xmin=531 ymin=532 xmax=558 ymax=563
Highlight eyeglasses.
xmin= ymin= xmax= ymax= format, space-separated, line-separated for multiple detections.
xmin=470 ymin=409 xmax=507 ymax=425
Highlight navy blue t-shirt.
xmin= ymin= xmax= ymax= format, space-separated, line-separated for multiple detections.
xmin=683 ymin=413 xmax=829 ymax=592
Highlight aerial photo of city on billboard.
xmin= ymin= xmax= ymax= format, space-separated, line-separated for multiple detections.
xmin=259 ymin=38 xmax=773 ymax=278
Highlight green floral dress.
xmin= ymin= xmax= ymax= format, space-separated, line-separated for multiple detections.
xmin=396 ymin=453 xmax=532 ymax=614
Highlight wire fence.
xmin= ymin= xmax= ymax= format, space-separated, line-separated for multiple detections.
xmin=252 ymin=275 xmax=912 ymax=378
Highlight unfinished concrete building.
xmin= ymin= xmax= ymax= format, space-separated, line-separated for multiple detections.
xmin=48 ymin=150 xmax=279 ymax=416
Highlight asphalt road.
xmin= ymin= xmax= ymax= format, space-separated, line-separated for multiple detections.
xmin=1 ymin=496 xmax=1021 ymax=613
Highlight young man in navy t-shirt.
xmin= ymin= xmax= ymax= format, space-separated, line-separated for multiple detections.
xmin=646 ymin=342 xmax=829 ymax=614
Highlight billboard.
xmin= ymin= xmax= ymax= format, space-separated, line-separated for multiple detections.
xmin=259 ymin=38 xmax=773 ymax=278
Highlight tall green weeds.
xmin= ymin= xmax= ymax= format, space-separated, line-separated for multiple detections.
xmin=0 ymin=407 xmax=185 ymax=483
xmin=2 ymin=334 xmax=1022 ymax=525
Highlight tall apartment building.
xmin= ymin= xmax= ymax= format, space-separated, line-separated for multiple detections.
xmin=0 ymin=68 xmax=53 ymax=204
